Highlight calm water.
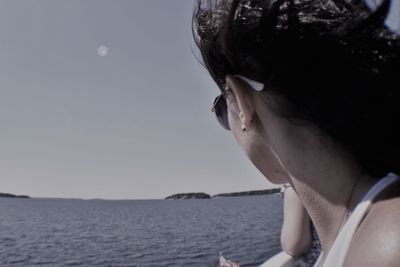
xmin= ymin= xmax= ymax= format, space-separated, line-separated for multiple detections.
xmin=0 ymin=195 xmax=283 ymax=267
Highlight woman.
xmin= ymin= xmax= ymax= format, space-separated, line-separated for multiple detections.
xmin=221 ymin=184 xmax=320 ymax=267
xmin=193 ymin=0 xmax=400 ymax=266
xmin=281 ymin=184 xmax=320 ymax=266
xmin=262 ymin=184 xmax=321 ymax=267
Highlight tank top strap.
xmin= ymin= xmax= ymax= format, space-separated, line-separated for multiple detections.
xmin=318 ymin=172 xmax=400 ymax=267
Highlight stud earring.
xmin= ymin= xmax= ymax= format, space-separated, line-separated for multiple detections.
xmin=241 ymin=125 xmax=248 ymax=133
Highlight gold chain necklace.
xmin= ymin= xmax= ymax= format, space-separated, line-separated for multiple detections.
xmin=334 ymin=171 xmax=363 ymax=237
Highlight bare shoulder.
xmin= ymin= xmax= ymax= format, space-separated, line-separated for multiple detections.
xmin=344 ymin=183 xmax=400 ymax=267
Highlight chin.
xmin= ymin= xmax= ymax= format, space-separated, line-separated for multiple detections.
xmin=246 ymin=146 xmax=289 ymax=184
xmin=261 ymin=169 xmax=289 ymax=184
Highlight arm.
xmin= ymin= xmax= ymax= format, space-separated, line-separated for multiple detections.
xmin=280 ymin=186 xmax=312 ymax=257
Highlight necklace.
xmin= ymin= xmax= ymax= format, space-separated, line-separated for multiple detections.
xmin=334 ymin=171 xmax=363 ymax=237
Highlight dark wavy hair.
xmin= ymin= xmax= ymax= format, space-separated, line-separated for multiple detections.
xmin=193 ymin=0 xmax=400 ymax=178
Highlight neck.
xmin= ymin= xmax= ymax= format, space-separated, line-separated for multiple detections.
xmin=258 ymin=104 xmax=378 ymax=255
xmin=292 ymin=168 xmax=376 ymax=254
xmin=269 ymin=121 xmax=378 ymax=254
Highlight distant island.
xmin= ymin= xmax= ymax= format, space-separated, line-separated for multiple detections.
xmin=0 ymin=193 xmax=30 ymax=199
xmin=165 ymin=193 xmax=211 ymax=200
xmin=165 ymin=188 xmax=280 ymax=200
xmin=212 ymin=188 xmax=281 ymax=198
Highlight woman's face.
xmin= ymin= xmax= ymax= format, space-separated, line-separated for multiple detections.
xmin=222 ymin=75 xmax=289 ymax=184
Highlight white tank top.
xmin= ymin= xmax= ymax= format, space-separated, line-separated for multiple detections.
xmin=315 ymin=172 xmax=400 ymax=267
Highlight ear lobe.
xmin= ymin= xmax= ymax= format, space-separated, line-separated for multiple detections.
xmin=225 ymin=75 xmax=255 ymax=127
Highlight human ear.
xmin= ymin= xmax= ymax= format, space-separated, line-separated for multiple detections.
xmin=225 ymin=75 xmax=256 ymax=129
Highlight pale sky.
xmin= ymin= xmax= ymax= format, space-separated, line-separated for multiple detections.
xmin=0 ymin=0 xmax=398 ymax=200
xmin=0 ymin=0 xmax=276 ymax=199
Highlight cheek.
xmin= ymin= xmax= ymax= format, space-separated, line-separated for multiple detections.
xmin=248 ymin=142 xmax=289 ymax=184
xmin=228 ymin=108 xmax=245 ymax=147
xmin=228 ymin=109 xmax=289 ymax=184
xmin=228 ymin=105 xmax=264 ymax=159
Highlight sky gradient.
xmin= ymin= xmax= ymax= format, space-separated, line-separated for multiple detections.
xmin=0 ymin=0 xmax=276 ymax=199
xmin=1 ymin=0 xmax=398 ymax=200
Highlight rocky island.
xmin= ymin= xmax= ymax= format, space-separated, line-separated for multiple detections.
xmin=0 ymin=193 xmax=30 ymax=199
xmin=165 ymin=193 xmax=211 ymax=200
xmin=165 ymin=188 xmax=281 ymax=200
xmin=212 ymin=188 xmax=280 ymax=198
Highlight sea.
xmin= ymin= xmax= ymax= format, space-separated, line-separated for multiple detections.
xmin=0 ymin=195 xmax=283 ymax=267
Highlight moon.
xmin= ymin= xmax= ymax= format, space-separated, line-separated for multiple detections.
xmin=97 ymin=46 xmax=109 ymax=56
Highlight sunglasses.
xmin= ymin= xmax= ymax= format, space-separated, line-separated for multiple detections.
xmin=211 ymin=75 xmax=264 ymax=131
xmin=211 ymin=91 xmax=231 ymax=130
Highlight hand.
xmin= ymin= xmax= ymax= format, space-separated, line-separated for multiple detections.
xmin=221 ymin=260 xmax=240 ymax=267
xmin=219 ymin=252 xmax=240 ymax=267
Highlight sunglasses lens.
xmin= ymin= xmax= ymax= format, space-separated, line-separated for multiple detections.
xmin=213 ymin=95 xmax=230 ymax=130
